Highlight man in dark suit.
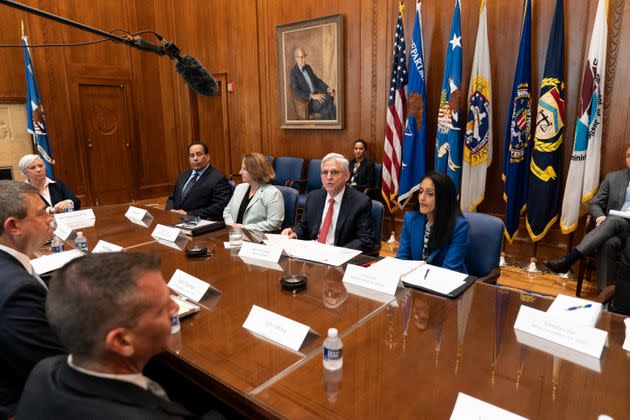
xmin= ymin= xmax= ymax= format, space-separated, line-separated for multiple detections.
xmin=290 ymin=47 xmax=336 ymax=120
xmin=0 ymin=181 xmax=65 ymax=414
xmin=17 ymin=252 xmax=223 ymax=419
xmin=165 ymin=142 xmax=232 ymax=220
xmin=282 ymin=153 xmax=375 ymax=251
xmin=545 ymin=145 xmax=630 ymax=289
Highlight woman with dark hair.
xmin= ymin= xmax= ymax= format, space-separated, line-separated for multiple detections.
xmin=397 ymin=171 xmax=469 ymax=273
xmin=348 ymin=139 xmax=375 ymax=192
xmin=223 ymin=152 xmax=284 ymax=232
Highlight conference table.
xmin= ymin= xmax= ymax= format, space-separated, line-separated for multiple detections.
xmin=51 ymin=204 xmax=630 ymax=419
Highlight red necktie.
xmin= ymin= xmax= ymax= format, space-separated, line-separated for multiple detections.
xmin=317 ymin=197 xmax=335 ymax=243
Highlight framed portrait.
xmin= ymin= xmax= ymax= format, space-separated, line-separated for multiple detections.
xmin=276 ymin=14 xmax=344 ymax=129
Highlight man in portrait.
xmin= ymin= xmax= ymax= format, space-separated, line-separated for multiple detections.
xmin=289 ymin=47 xmax=337 ymax=120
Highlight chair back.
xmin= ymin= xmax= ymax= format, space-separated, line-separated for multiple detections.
xmin=276 ymin=185 xmax=299 ymax=229
xmin=305 ymin=159 xmax=323 ymax=192
xmin=228 ymin=180 xmax=236 ymax=195
xmin=373 ymin=163 xmax=382 ymax=189
xmin=367 ymin=200 xmax=385 ymax=256
xmin=463 ymin=212 xmax=503 ymax=278
xmin=273 ymin=157 xmax=304 ymax=187
xmin=266 ymin=156 xmax=274 ymax=166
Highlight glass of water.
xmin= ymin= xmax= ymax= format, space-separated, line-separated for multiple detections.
xmin=229 ymin=229 xmax=242 ymax=247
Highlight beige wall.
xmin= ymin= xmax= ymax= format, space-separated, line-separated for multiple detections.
xmin=0 ymin=103 xmax=33 ymax=181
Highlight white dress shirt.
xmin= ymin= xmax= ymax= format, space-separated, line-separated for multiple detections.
xmin=318 ymin=188 xmax=345 ymax=246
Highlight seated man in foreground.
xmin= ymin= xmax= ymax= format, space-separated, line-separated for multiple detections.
xmin=0 ymin=181 xmax=65 ymax=414
xmin=17 ymin=252 xmax=223 ymax=419
xmin=166 ymin=142 xmax=232 ymax=220
xmin=282 ymin=152 xmax=375 ymax=251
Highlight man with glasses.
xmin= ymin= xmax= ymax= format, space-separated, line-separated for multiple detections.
xmin=290 ymin=47 xmax=337 ymax=120
xmin=282 ymin=153 xmax=375 ymax=251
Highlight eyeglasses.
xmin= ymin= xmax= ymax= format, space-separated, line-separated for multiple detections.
xmin=321 ymin=170 xmax=344 ymax=177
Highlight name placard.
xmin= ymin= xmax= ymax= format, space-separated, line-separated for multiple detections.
xmin=152 ymin=224 xmax=183 ymax=243
xmin=342 ymin=263 xmax=399 ymax=296
xmin=54 ymin=209 xmax=96 ymax=229
xmin=125 ymin=206 xmax=147 ymax=220
xmin=92 ymin=240 xmax=123 ymax=253
xmin=238 ymin=242 xmax=282 ymax=263
xmin=53 ymin=223 xmax=74 ymax=241
xmin=242 ymin=305 xmax=310 ymax=352
xmin=168 ymin=269 xmax=211 ymax=302
xmin=514 ymin=305 xmax=607 ymax=359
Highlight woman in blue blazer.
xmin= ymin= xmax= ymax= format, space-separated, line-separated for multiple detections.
xmin=397 ymin=172 xmax=469 ymax=273
xmin=223 ymin=152 xmax=284 ymax=232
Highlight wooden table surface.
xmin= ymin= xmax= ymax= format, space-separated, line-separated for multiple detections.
xmin=63 ymin=205 xmax=629 ymax=419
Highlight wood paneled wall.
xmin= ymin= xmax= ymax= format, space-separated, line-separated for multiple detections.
xmin=0 ymin=0 xmax=628 ymax=248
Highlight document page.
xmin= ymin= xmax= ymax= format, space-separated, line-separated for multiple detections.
xmin=401 ymin=263 xmax=467 ymax=295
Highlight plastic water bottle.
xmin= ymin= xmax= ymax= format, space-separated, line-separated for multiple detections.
xmin=323 ymin=328 xmax=343 ymax=370
xmin=51 ymin=236 xmax=64 ymax=253
xmin=74 ymin=231 xmax=88 ymax=251
xmin=64 ymin=201 xmax=75 ymax=212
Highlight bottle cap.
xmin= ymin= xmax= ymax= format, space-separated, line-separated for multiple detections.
xmin=77 ymin=231 xmax=83 ymax=236
xmin=328 ymin=328 xmax=338 ymax=337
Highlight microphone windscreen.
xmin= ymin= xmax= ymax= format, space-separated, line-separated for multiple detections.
xmin=175 ymin=55 xmax=219 ymax=96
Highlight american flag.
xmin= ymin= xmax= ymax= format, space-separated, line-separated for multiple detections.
xmin=382 ymin=10 xmax=408 ymax=213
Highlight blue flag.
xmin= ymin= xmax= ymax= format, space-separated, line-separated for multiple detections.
xmin=398 ymin=0 xmax=427 ymax=208
xmin=502 ymin=0 xmax=532 ymax=244
xmin=22 ymin=35 xmax=54 ymax=179
xmin=435 ymin=0 xmax=463 ymax=193
xmin=526 ymin=0 xmax=565 ymax=242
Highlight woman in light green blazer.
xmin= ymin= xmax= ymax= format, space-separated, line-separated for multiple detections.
xmin=223 ymin=152 xmax=284 ymax=232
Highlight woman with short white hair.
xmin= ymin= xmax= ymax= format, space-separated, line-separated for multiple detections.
xmin=18 ymin=154 xmax=80 ymax=213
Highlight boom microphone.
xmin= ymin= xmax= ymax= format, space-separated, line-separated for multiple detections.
xmin=174 ymin=55 xmax=219 ymax=97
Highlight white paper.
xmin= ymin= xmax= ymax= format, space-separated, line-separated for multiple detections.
xmin=623 ymin=318 xmax=630 ymax=351
xmin=125 ymin=206 xmax=147 ymax=220
xmin=401 ymin=264 xmax=467 ymax=295
xmin=53 ymin=223 xmax=74 ymax=241
xmin=92 ymin=240 xmax=123 ymax=253
xmin=31 ymin=249 xmax=84 ymax=275
xmin=242 ymin=305 xmax=310 ymax=352
xmin=609 ymin=210 xmax=630 ymax=220
xmin=513 ymin=305 xmax=608 ymax=359
xmin=152 ymin=224 xmax=183 ymax=243
xmin=238 ymin=242 xmax=282 ymax=263
xmin=546 ymin=294 xmax=602 ymax=327
xmin=366 ymin=256 xmax=425 ymax=278
xmin=167 ymin=269 xmax=211 ymax=302
xmin=342 ymin=263 xmax=400 ymax=296
xmin=54 ymin=209 xmax=96 ymax=230
xmin=450 ymin=392 xmax=527 ymax=420
xmin=343 ymin=282 xmax=397 ymax=304
xmin=277 ymin=239 xmax=362 ymax=266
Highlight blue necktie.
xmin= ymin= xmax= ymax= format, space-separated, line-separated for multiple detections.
xmin=182 ymin=173 xmax=198 ymax=199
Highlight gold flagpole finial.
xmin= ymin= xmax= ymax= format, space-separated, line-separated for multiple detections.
xmin=21 ymin=20 xmax=25 ymax=37
xmin=398 ymin=0 xmax=405 ymax=16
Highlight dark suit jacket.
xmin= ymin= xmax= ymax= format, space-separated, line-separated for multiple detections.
xmin=42 ymin=179 xmax=81 ymax=210
xmin=348 ymin=159 xmax=375 ymax=192
xmin=396 ymin=212 xmax=470 ymax=274
xmin=165 ymin=165 xmax=232 ymax=220
xmin=17 ymin=356 xmax=222 ymax=420
xmin=0 ymin=251 xmax=65 ymax=409
xmin=292 ymin=187 xmax=375 ymax=251
xmin=589 ymin=168 xmax=630 ymax=219
xmin=290 ymin=64 xmax=329 ymax=102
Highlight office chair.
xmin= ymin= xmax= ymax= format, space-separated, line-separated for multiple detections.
xmin=463 ymin=212 xmax=504 ymax=284
xmin=276 ymin=185 xmax=299 ymax=230
xmin=273 ymin=157 xmax=304 ymax=187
